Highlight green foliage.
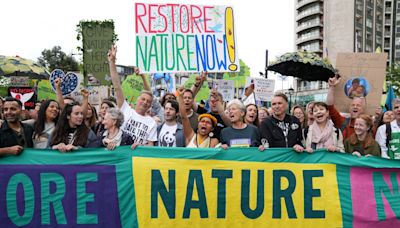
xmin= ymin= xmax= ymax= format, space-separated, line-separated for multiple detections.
xmin=222 ymin=59 xmax=251 ymax=88
xmin=37 ymin=46 xmax=79 ymax=72
xmin=183 ymin=74 xmax=210 ymax=102
xmin=386 ymin=62 xmax=400 ymax=96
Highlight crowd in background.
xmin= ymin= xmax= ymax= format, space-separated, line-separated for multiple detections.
xmin=1 ymin=46 xmax=399 ymax=160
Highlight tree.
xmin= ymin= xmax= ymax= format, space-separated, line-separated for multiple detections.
xmin=37 ymin=46 xmax=79 ymax=72
xmin=386 ymin=62 xmax=400 ymax=96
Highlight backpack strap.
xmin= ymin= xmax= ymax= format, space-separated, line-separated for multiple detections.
xmin=386 ymin=122 xmax=392 ymax=148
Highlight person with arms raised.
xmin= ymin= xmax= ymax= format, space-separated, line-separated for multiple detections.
xmin=108 ymin=46 xmax=157 ymax=147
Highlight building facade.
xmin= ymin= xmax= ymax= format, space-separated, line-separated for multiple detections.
xmin=294 ymin=0 xmax=399 ymax=106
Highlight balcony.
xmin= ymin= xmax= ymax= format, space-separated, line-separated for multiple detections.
xmin=296 ymin=20 xmax=323 ymax=32
xmin=296 ymin=7 xmax=323 ymax=21
xmin=296 ymin=33 xmax=323 ymax=45
xmin=296 ymin=0 xmax=321 ymax=10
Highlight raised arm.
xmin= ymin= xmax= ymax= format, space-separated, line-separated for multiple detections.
xmin=137 ymin=67 xmax=151 ymax=91
xmin=81 ymin=89 xmax=89 ymax=118
xmin=191 ymin=72 xmax=207 ymax=98
xmin=212 ymin=89 xmax=231 ymax=126
xmin=326 ymin=75 xmax=341 ymax=106
xmin=108 ymin=46 xmax=125 ymax=108
xmin=54 ymin=78 xmax=65 ymax=110
xmin=177 ymin=87 xmax=195 ymax=145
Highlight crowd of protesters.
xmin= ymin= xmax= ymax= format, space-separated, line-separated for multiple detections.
xmin=0 ymin=46 xmax=399 ymax=160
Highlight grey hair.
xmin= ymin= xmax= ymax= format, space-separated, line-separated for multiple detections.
xmin=106 ymin=108 xmax=124 ymax=128
xmin=227 ymin=99 xmax=246 ymax=113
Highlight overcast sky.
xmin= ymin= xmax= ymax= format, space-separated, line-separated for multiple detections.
xmin=1 ymin=0 xmax=295 ymax=89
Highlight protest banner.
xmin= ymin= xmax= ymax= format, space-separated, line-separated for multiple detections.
xmin=80 ymin=21 xmax=115 ymax=85
xmin=335 ymin=53 xmax=387 ymax=114
xmin=1 ymin=147 xmax=400 ymax=227
xmin=214 ymin=79 xmax=234 ymax=101
xmin=8 ymin=87 xmax=36 ymax=109
xmin=135 ymin=3 xmax=239 ymax=73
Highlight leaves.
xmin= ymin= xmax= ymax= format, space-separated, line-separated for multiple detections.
xmin=386 ymin=62 xmax=400 ymax=96
xmin=37 ymin=46 xmax=79 ymax=72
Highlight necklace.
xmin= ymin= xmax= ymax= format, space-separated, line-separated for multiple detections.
xmin=107 ymin=130 xmax=119 ymax=139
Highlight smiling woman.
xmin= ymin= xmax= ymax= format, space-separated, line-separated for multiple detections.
xmin=305 ymin=102 xmax=344 ymax=153
xmin=49 ymin=102 xmax=98 ymax=152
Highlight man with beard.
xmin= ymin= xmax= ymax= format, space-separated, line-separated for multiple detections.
xmin=326 ymin=76 xmax=367 ymax=139
xmin=259 ymin=93 xmax=304 ymax=152
xmin=155 ymin=100 xmax=185 ymax=147
xmin=108 ymin=46 xmax=157 ymax=146
xmin=0 ymin=97 xmax=34 ymax=155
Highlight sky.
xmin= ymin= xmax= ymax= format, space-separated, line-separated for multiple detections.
xmin=1 ymin=0 xmax=295 ymax=90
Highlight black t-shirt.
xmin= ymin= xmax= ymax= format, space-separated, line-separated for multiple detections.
xmin=197 ymin=106 xmax=225 ymax=139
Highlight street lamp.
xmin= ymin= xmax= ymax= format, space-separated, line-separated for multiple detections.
xmin=287 ymin=87 xmax=294 ymax=111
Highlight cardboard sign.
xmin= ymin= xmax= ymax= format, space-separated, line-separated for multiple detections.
xmin=135 ymin=3 xmax=239 ymax=73
xmin=335 ymin=53 xmax=387 ymax=114
xmin=214 ymin=79 xmax=234 ymax=101
xmin=71 ymin=85 xmax=109 ymax=106
xmin=245 ymin=77 xmax=275 ymax=102
xmin=8 ymin=87 xmax=36 ymax=109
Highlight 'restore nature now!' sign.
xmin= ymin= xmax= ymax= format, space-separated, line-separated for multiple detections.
xmin=135 ymin=3 xmax=240 ymax=73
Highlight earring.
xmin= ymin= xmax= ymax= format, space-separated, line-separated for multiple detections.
xmin=209 ymin=132 xmax=214 ymax=137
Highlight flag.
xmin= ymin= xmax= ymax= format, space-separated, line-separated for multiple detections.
xmin=385 ymin=84 xmax=395 ymax=111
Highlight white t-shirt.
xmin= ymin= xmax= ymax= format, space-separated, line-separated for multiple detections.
xmin=158 ymin=124 xmax=178 ymax=147
xmin=121 ymin=101 xmax=157 ymax=144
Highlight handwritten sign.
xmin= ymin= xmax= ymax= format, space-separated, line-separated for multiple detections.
xmin=135 ymin=3 xmax=239 ymax=73
xmin=245 ymin=77 xmax=275 ymax=101
xmin=81 ymin=22 xmax=114 ymax=85
xmin=214 ymin=79 xmax=234 ymax=101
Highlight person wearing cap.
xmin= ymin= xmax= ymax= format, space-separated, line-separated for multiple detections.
xmin=376 ymin=98 xmax=400 ymax=159
xmin=177 ymin=87 xmax=219 ymax=148
xmin=220 ymin=99 xmax=261 ymax=148
xmin=326 ymin=76 xmax=367 ymax=139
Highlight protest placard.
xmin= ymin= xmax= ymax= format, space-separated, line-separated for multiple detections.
xmin=135 ymin=3 xmax=239 ymax=73
xmin=335 ymin=53 xmax=387 ymax=114
xmin=8 ymin=87 xmax=36 ymax=109
xmin=81 ymin=21 xmax=114 ymax=85
xmin=245 ymin=77 xmax=275 ymax=102
xmin=214 ymin=79 xmax=234 ymax=101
